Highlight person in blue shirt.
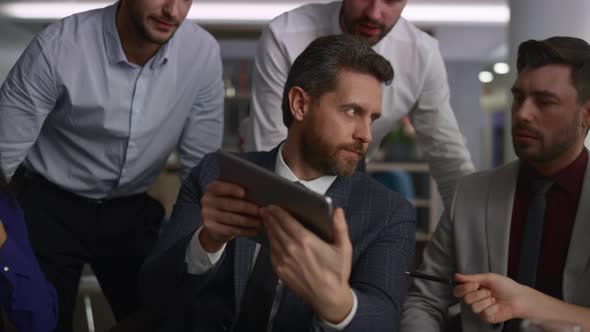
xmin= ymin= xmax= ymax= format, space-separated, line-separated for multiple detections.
xmin=0 ymin=0 xmax=224 ymax=330
xmin=0 ymin=168 xmax=58 ymax=331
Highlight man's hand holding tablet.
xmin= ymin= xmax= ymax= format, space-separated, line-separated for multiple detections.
xmin=216 ymin=150 xmax=334 ymax=243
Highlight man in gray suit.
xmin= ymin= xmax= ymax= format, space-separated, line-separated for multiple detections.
xmin=401 ymin=36 xmax=590 ymax=331
xmin=140 ymin=34 xmax=416 ymax=332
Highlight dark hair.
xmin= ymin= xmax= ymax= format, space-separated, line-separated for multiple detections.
xmin=281 ymin=34 xmax=394 ymax=127
xmin=517 ymin=36 xmax=590 ymax=103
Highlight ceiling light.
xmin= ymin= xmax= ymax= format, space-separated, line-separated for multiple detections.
xmin=479 ymin=71 xmax=494 ymax=83
xmin=403 ymin=4 xmax=509 ymax=26
xmin=0 ymin=2 xmax=108 ymax=20
xmin=493 ymin=62 xmax=510 ymax=74
xmin=0 ymin=1 xmax=510 ymax=26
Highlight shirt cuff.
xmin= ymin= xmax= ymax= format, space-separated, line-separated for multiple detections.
xmin=319 ymin=289 xmax=358 ymax=330
xmin=185 ymin=226 xmax=226 ymax=274
xmin=0 ymin=236 xmax=34 ymax=309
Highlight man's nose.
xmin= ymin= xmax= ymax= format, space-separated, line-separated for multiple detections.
xmin=513 ymin=98 xmax=536 ymax=123
xmin=353 ymin=119 xmax=372 ymax=144
xmin=363 ymin=0 xmax=383 ymax=22
xmin=162 ymin=0 xmax=182 ymax=21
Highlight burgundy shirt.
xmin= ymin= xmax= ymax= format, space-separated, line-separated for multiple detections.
xmin=507 ymin=148 xmax=588 ymax=299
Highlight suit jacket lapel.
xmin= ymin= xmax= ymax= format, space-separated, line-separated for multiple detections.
xmin=485 ymin=162 xmax=519 ymax=275
xmin=563 ymin=158 xmax=590 ymax=300
xmin=325 ymin=175 xmax=351 ymax=209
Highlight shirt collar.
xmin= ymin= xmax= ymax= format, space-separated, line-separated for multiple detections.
xmin=151 ymin=35 xmax=172 ymax=69
xmin=103 ymin=1 xmax=172 ymax=68
xmin=274 ymin=144 xmax=337 ymax=195
xmin=103 ymin=2 xmax=127 ymax=65
xmin=518 ymin=148 xmax=588 ymax=196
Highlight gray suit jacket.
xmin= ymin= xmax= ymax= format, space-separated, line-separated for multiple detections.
xmin=140 ymin=147 xmax=416 ymax=332
xmin=401 ymin=160 xmax=590 ymax=332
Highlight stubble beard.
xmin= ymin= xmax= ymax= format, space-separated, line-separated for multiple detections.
xmin=300 ymin=126 xmax=364 ymax=177
xmin=342 ymin=14 xmax=395 ymax=46
xmin=513 ymin=113 xmax=581 ymax=164
xmin=130 ymin=13 xmax=175 ymax=46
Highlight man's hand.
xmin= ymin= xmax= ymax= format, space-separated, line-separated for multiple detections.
xmin=199 ymin=181 xmax=262 ymax=252
xmin=453 ymin=273 xmax=530 ymax=324
xmin=0 ymin=221 xmax=6 ymax=248
xmin=261 ymin=206 xmax=354 ymax=324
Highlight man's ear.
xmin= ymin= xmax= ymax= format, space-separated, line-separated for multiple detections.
xmin=582 ymin=100 xmax=590 ymax=132
xmin=288 ymin=86 xmax=310 ymax=123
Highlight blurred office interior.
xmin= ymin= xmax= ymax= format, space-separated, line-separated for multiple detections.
xmin=1 ymin=0 xmax=590 ymax=330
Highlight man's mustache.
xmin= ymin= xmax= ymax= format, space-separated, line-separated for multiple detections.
xmin=512 ymin=122 xmax=542 ymax=138
xmin=355 ymin=17 xmax=386 ymax=30
xmin=152 ymin=16 xmax=180 ymax=27
xmin=339 ymin=142 xmax=366 ymax=156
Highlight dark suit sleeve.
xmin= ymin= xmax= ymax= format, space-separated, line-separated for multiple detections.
xmin=138 ymin=153 xmax=226 ymax=313
xmin=314 ymin=191 xmax=416 ymax=332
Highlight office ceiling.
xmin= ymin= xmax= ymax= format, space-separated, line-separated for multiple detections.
xmin=0 ymin=0 xmax=505 ymax=2
xmin=0 ymin=0 xmax=510 ymax=63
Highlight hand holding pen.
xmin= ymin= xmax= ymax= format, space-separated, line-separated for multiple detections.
xmin=406 ymin=271 xmax=458 ymax=286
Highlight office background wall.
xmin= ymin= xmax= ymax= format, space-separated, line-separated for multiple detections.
xmin=0 ymin=2 xmax=508 ymax=330
xmin=0 ymin=22 xmax=35 ymax=79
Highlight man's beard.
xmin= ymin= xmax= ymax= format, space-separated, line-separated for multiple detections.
xmin=348 ymin=16 xmax=395 ymax=46
xmin=131 ymin=14 xmax=177 ymax=45
xmin=300 ymin=127 xmax=365 ymax=177
xmin=512 ymin=113 xmax=581 ymax=163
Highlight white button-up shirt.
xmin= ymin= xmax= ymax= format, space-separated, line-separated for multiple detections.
xmin=244 ymin=0 xmax=475 ymax=208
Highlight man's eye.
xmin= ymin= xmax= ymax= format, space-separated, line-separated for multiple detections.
xmin=538 ymin=99 xmax=556 ymax=106
xmin=345 ymin=109 xmax=358 ymax=117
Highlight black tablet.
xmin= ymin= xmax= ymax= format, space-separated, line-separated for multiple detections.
xmin=217 ymin=150 xmax=333 ymax=242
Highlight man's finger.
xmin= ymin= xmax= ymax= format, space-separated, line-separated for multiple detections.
xmin=470 ymin=297 xmax=496 ymax=314
xmin=205 ymin=181 xmax=246 ymax=198
xmin=331 ymin=208 xmax=350 ymax=247
xmin=455 ymin=272 xmax=494 ymax=285
xmin=202 ymin=193 xmax=260 ymax=216
xmin=214 ymin=210 xmax=262 ymax=229
xmin=261 ymin=207 xmax=292 ymax=249
xmin=480 ymin=303 xmax=502 ymax=323
xmin=463 ymin=289 xmax=491 ymax=305
xmin=265 ymin=205 xmax=308 ymax=237
xmin=453 ymin=281 xmax=480 ymax=298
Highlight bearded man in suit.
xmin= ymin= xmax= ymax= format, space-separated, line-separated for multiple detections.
xmin=401 ymin=36 xmax=590 ymax=332
xmin=140 ymin=34 xmax=416 ymax=332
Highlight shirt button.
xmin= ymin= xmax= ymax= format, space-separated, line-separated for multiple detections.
xmin=3 ymin=266 xmax=9 ymax=272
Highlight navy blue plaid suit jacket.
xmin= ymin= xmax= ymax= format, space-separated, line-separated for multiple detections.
xmin=140 ymin=147 xmax=416 ymax=332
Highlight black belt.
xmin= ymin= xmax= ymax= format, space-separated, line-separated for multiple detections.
xmin=22 ymin=169 xmax=145 ymax=206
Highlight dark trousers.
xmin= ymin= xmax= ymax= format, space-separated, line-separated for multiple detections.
xmin=16 ymin=173 xmax=164 ymax=332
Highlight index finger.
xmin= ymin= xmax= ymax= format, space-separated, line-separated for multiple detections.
xmin=263 ymin=205 xmax=310 ymax=239
xmin=205 ymin=180 xmax=247 ymax=198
